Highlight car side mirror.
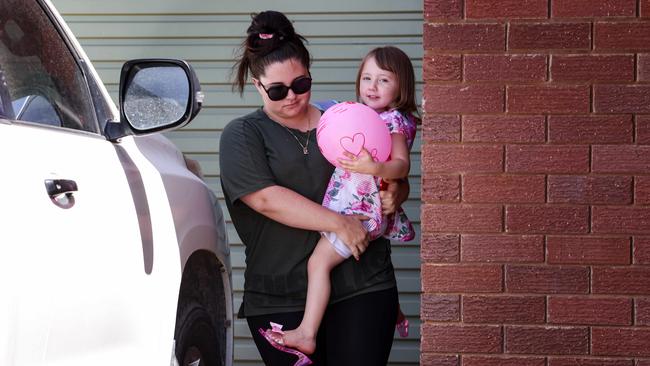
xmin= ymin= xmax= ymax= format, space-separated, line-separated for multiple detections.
xmin=105 ymin=59 xmax=203 ymax=141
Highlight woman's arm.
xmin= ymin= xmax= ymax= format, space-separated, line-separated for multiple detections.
xmin=337 ymin=134 xmax=410 ymax=180
xmin=241 ymin=185 xmax=370 ymax=258
xmin=380 ymin=178 xmax=410 ymax=216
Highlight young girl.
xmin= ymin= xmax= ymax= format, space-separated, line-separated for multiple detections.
xmin=262 ymin=46 xmax=418 ymax=358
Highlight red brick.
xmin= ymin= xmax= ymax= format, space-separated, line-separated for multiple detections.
xmin=422 ymin=174 xmax=460 ymax=203
xmin=462 ymin=234 xmax=545 ymax=262
xmin=506 ymin=145 xmax=590 ymax=174
xmin=592 ymin=146 xmax=650 ymax=173
xmin=464 ymin=356 xmax=546 ymax=366
xmin=636 ymin=298 xmax=650 ymax=325
xmin=548 ymin=115 xmax=633 ymax=144
xmin=423 ymin=53 xmax=461 ymax=81
xmin=593 ymin=267 xmax=650 ymax=294
xmin=465 ymin=54 xmax=547 ymax=82
xmin=423 ymin=115 xmax=460 ymax=143
xmin=422 ymin=144 xmax=503 ymax=173
xmin=423 ymin=204 xmax=503 ymax=233
xmin=463 ymin=115 xmax=546 ymax=143
xmin=548 ymin=175 xmax=633 ymax=205
xmin=463 ymin=295 xmax=545 ymax=323
xmin=595 ymin=22 xmax=650 ymax=51
xmin=547 ymin=236 xmax=631 ymax=265
xmin=506 ymin=326 xmax=589 ymax=355
xmin=549 ymin=358 xmax=634 ymax=366
xmin=635 ymin=237 xmax=650 ymax=264
xmin=424 ymin=85 xmax=504 ymax=114
xmin=640 ymin=54 xmax=650 ymax=82
xmin=421 ymin=294 xmax=459 ymax=321
xmin=506 ymin=205 xmax=589 ymax=234
xmin=594 ymin=85 xmax=650 ymax=113
xmin=421 ymin=324 xmax=502 ymax=353
xmin=638 ymin=360 xmax=650 ymax=366
xmin=509 ymin=23 xmax=591 ymax=50
xmin=506 ymin=265 xmax=590 ymax=293
xmin=507 ymin=85 xmax=590 ymax=114
xmin=644 ymin=0 xmax=650 ymax=17
xmin=420 ymin=354 xmax=459 ymax=366
xmin=466 ymin=0 xmax=548 ymax=19
xmin=424 ymin=23 xmax=505 ymax=52
xmin=637 ymin=115 xmax=650 ymax=144
xmin=636 ymin=176 xmax=650 ymax=205
xmin=593 ymin=328 xmax=650 ymax=356
xmin=593 ymin=207 xmax=650 ymax=234
xmin=552 ymin=0 xmax=636 ymax=18
xmin=422 ymin=264 xmax=503 ymax=292
xmin=463 ymin=175 xmax=545 ymax=204
xmin=548 ymin=296 xmax=632 ymax=325
xmin=551 ymin=55 xmax=635 ymax=82
xmin=421 ymin=233 xmax=460 ymax=262
xmin=424 ymin=0 xmax=462 ymax=20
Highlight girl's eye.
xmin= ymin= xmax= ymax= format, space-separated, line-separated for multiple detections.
xmin=362 ymin=76 xmax=371 ymax=81
xmin=379 ymin=78 xmax=390 ymax=84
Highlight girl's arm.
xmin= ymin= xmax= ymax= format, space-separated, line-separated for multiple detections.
xmin=338 ymin=133 xmax=410 ymax=180
xmin=240 ymin=185 xmax=370 ymax=259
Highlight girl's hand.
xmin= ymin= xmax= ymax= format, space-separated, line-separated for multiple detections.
xmin=335 ymin=214 xmax=370 ymax=260
xmin=337 ymin=148 xmax=377 ymax=175
xmin=380 ymin=178 xmax=409 ymax=215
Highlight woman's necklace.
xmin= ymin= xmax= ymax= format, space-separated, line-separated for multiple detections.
xmin=279 ymin=113 xmax=312 ymax=155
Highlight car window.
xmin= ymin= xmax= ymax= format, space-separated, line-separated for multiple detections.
xmin=0 ymin=0 xmax=97 ymax=132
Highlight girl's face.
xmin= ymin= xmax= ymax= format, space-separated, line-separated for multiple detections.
xmin=254 ymin=58 xmax=311 ymax=121
xmin=358 ymin=56 xmax=399 ymax=113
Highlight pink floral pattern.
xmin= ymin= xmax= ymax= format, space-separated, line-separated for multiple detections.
xmin=322 ymin=109 xmax=416 ymax=243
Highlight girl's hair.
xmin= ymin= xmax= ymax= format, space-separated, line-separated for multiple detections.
xmin=232 ymin=10 xmax=311 ymax=94
xmin=356 ymin=46 xmax=420 ymax=122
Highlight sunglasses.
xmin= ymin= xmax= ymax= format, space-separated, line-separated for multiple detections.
xmin=257 ymin=75 xmax=312 ymax=101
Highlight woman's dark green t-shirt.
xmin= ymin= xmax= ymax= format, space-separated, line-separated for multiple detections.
xmin=219 ymin=108 xmax=396 ymax=318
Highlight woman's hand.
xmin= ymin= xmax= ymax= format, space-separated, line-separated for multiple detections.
xmin=334 ymin=214 xmax=370 ymax=260
xmin=380 ymin=178 xmax=409 ymax=215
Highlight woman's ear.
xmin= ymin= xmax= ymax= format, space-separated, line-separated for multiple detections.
xmin=251 ymin=78 xmax=263 ymax=93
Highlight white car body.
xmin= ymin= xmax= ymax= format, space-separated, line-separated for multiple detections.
xmin=0 ymin=1 xmax=233 ymax=365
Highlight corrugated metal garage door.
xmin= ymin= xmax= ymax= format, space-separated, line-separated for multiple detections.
xmin=54 ymin=1 xmax=422 ymax=364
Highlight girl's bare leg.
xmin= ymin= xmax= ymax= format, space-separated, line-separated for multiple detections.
xmin=280 ymin=235 xmax=346 ymax=354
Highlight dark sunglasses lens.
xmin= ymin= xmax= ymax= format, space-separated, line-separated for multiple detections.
xmin=291 ymin=77 xmax=312 ymax=95
xmin=264 ymin=77 xmax=312 ymax=101
xmin=267 ymin=85 xmax=289 ymax=101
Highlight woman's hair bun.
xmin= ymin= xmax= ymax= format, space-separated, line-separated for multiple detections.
xmin=247 ymin=10 xmax=296 ymax=45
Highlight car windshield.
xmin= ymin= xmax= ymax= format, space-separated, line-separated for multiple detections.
xmin=0 ymin=0 xmax=97 ymax=132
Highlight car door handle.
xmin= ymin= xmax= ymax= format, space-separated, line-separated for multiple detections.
xmin=44 ymin=179 xmax=78 ymax=198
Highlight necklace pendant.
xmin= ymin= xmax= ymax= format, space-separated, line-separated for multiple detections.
xmin=303 ymin=147 xmax=309 ymax=155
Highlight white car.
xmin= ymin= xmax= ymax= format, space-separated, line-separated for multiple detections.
xmin=0 ymin=1 xmax=233 ymax=365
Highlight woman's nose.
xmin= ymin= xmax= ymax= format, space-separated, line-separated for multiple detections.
xmin=285 ymin=88 xmax=297 ymax=100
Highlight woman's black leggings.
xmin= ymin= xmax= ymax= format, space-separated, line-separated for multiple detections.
xmin=246 ymin=287 xmax=399 ymax=366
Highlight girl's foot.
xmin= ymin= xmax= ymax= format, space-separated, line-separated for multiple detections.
xmin=258 ymin=323 xmax=313 ymax=366
xmin=396 ymin=311 xmax=409 ymax=338
xmin=281 ymin=327 xmax=317 ymax=355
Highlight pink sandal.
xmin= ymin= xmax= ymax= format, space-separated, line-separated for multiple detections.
xmin=396 ymin=318 xmax=409 ymax=338
xmin=258 ymin=322 xmax=313 ymax=366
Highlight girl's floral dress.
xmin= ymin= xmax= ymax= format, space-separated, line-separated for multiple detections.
xmin=321 ymin=109 xmax=416 ymax=258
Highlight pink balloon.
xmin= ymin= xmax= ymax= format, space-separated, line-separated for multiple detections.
xmin=316 ymin=101 xmax=392 ymax=168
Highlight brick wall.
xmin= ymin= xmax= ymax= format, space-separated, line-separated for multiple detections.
xmin=421 ymin=0 xmax=650 ymax=364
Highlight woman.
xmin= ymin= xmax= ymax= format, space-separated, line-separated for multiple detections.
xmin=220 ymin=10 xmax=407 ymax=365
